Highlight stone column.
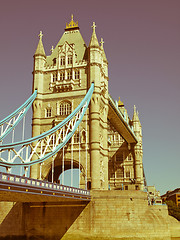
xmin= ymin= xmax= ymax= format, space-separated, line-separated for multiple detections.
xmin=90 ymin=90 xmax=101 ymax=190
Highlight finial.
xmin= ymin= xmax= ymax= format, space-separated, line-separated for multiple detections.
xmin=51 ymin=46 xmax=54 ymax=53
xmin=100 ymin=38 xmax=104 ymax=48
xmin=65 ymin=15 xmax=79 ymax=30
xmin=38 ymin=31 xmax=43 ymax=40
xmin=134 ymin=105 xmax=136 ymax=113
xmin=92 ymin=22 xmax=96 ymax=32
xmin=118 ymin=97 xmax=124 ymax=107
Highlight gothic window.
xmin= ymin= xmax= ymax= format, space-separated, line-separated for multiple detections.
xmin=45 ymin=108 xmax=52 ymax=118
xmin=53 ymin=73 xmax=57 ymax=82
xmin=53 ymin=58 xmax=56 ymax=66
xmin=60 ymin=56 xmax=65 ymax=66
xmin=82 ymin=130 xmax=86 ymax=142
xmin=60 ymin=72 xmax=65 ymax=81
xmin=68 ymin=55 xmax=72 ymax=65
xmin=128 ymin=154 xmax=132 ymax=161
xmin=74 ymin=133 xmax=80 ymax=143
xmin=126 ymin=171 xmax=130 ymax=178
xmin=75 ymin=70 xmax=80 ymax=79
xmin=67 ymin=71 xmax=72 ymax=80
xmin=59 ymin=102 xmax=71 ymax=116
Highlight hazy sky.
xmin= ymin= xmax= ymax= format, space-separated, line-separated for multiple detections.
xmin=0 ymin=0 xmax=179 ymax=194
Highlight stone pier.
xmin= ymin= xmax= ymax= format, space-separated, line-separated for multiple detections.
xmin=0 ymin=190 xmax=180 ymax=240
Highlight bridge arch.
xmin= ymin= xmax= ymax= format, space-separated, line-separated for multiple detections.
xmin=40 ymin=148 xmax=87 ymax=188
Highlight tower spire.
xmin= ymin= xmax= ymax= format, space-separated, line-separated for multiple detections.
xmin=89 ymin=22 xmax=99 ymax=47
xmin=132 ymin=105 xmax=139 ymax=122
xmin=100 ymin=37 xmax=107 ymax=62
xmin=34 ymin=31 xmax=46 ymax=57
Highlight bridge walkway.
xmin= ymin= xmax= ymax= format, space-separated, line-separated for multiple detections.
xmin=0 ymin=172 xmax=90 ymax=203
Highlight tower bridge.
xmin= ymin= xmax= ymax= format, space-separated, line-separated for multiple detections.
xmin=0 ymin=15 xmax=144 ymax=195
xmin=0 ymin=14 xmax=144 ymax=202
xmin=1 ymin=16 xmax=175 ymax=240
xmin=30 ymin=15 xmax=144 ymax=191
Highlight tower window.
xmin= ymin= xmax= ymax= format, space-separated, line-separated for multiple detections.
xmin=60 ymin=56 xmax=65 ymax=66
xmin=67 ymin=71 xmax=72 ymax=80
xmin=74 ymin=133 xmax=80 ymax=143
xmin=128 ymin=154 xmax=132 ymax=161
xmin=53 ymin=73 xmax=57 ymax=82
xmin=68 ymin=55 xmax=72 ymax=65
xmin=126 ymin=171 xmax=130 ymax=178
xmin=60 ymin=72 xmax=65 ymax=80
xmin=53 ymin=58 xmax=56 ymax=66
xmin=46 ymin=108 xmax=52 ymax=118
xmin=75 ymin=70 xmax=80 ymax=79
xmin=59 ymin=102 xmax=71 ymax=116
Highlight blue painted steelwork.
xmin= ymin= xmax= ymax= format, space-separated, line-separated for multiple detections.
xmin=0 ymin=84 xmax=94 ymax=167
xmin=0 ymin=172 xmax=90 ymax=201
xmin=0 ymin=90 xmax=37 ymax=141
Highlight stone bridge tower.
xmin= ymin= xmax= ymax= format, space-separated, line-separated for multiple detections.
xmin=31 ymin=16 xmax=109 ymax=190
xmin=31 ymin=16 xmax=144 ymax=191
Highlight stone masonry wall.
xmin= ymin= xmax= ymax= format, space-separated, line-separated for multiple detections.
xmin=62 ymin=190 xmax=180 ymax=240
xmin=0 ymin=191 xmax=180 ymax=240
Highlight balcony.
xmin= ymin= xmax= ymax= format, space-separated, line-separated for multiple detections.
xmin=49 ymin=79 xmax=75 ymax=92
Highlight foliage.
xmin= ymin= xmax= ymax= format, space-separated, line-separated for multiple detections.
xmin=166 ymin=200 xmax=180 ymax=221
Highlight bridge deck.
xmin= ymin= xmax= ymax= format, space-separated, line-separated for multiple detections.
xmin=0 ymin=172 xmax=91 ymax=202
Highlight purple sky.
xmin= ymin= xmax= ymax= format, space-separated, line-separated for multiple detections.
xmin=0 ymin=0 xmax=179 ymax=194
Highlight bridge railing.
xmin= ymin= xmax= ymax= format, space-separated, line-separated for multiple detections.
xmin=0 ymin=172 xmax=90 ymax=197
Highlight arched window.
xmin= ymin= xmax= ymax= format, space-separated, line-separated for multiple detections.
xmin=67 ymin=71 xmax=72 ymax=80
xmin=59 ymin=102 xmax=71 ymax=116
xmin=45 ymin=108 xmax=52 ymax=118
xmin=74 ymin=132 xmax=80 ymax=143
xmin=53 ymin=73 xmax=57 ymax=82
xmin=75 ymin=70 xmax=80 ymax=79
xmin=60 ymin=72 xmax=65 ymax=80
xmin=60 ymin=56 xmax=65 ymax=66
xmin=126 ymin=171 xmax=130 ymax=178
xmin=81 ymin=130 xmax=86 ymax=143
xmin=68 ymin=55 xmax=72 ymax=65
xmin=53 ymin=58 xmax=56 ymax=66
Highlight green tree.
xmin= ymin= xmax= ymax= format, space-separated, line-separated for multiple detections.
xmin=166 ymin=200 xmax=180 ymax=221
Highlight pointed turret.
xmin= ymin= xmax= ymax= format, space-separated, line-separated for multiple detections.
xmin=100 ymin=38 xmax=107 ymax=62
xmin=132 ymin=105 xmax=142 ymax=135
xmin=89 ymin=22 xmax=99 ymax=48
xmin=132 ymin=105 xmax=140 ymax=122
xmin=132 ymin=105 xmax=144 ymax=190
xmin=34 ymin=31 xmax=46 ymax=57
xmin=33 ymin=31 xmax=46 ymax=93
xmin=89 ymin=22 xmax=101 ymax=190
